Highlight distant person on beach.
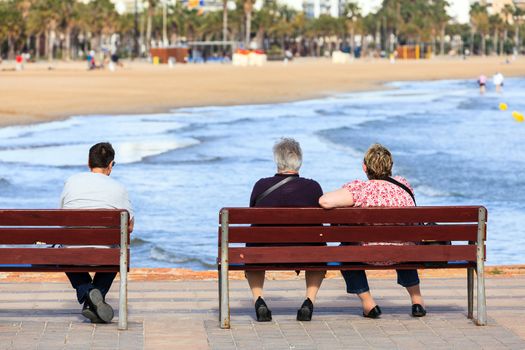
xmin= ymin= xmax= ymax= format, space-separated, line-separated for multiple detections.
xmin=247 ymin=138 xmax=325 ymax=322
xmin=478 ymin=75 xmax=487 ymax=94
xmin=319 ymin=143 xmax=426 ymax=319
xmin=493 ymin=72 xmax=504 ymax=93
xmin=15 ymin=54 xmax=23 ymax=71
xmin=60 ymin=142 xmax=134 ymax=324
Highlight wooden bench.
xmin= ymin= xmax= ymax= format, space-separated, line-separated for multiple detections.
xmin=0 ymin=209 xmax=130 ymax=330
xmin=218 ymin=206 xmax=487 ymax=328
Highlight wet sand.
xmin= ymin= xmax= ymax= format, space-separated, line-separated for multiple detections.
xmin=1 ymin=56 xmax=524 ymax=127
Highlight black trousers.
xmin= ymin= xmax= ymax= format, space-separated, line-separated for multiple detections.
xmin=66 ymin=272 xmax=117 ymax=304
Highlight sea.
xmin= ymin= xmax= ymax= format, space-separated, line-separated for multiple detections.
xmin=0 ymin=78 xmax=524 ymax=269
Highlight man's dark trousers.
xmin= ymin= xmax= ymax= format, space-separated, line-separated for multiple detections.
xmin=66 ymin=272 xmax=117 ymax=304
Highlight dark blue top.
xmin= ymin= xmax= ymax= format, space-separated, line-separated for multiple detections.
xmin=249 ymin=174 xmax=323 ymax=207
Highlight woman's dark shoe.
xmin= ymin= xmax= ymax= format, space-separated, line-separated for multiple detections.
xmin=412 ymin=304 xmax=427 ymax=317
xmin=296 ymin=298 xmax=314 ymax=321
xmin=363 ymin=305 xmax=382 ymax=319
xmin=255 ymin=296 xmax=272 ymax=322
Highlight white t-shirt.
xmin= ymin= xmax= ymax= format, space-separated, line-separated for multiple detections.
xmin=493 ymin=73 xmax=504 ymax=86
xmin=60 ymin=172 xmax=133 ymax=219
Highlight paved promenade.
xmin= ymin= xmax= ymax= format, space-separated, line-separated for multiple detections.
xmin=0 ymin=275 xmax=524 ymax=349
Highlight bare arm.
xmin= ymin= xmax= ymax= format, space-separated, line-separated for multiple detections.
xmin=129 ymin=218 xmax=134 ymax=233
xmin=319 ymin=188 xmax=355 ymax=209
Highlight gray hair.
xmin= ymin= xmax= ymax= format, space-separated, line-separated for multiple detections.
xmin=273 ymin=138 xmax=302 ymax=172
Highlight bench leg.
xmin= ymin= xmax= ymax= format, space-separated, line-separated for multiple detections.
xmin=118 ymin=211 xmax=129 ymax=331
xmin=219 ymin=210 xmax=230 ymax=329
xmin=467 ymin=268 xmax=474 ymax=319
xmin=219 ymin=263 xmax=230 ymax=329
xmin=476 ymin=265 xmax=487 ymax=326
xmin=475 ymin=207 xmax=487 ymax=326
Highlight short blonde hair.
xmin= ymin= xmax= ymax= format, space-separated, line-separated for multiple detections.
xmin=273 ymin=137 xmax=302 ymax=172
xmin=364 ymin=143 xmax=393 ymax=180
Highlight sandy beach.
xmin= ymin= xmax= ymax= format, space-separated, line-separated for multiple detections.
xmin=1 ymin=56 xmax=524 ymax=127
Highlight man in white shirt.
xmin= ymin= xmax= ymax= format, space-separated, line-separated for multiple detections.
xmin=60 ymin=142 xmax=134 ymax=324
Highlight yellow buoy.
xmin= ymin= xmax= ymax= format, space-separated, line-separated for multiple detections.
xmin=499 ymin=102 xmax=508 ymax=111
xmin=511 ymin=111 xmax=524 ymax=123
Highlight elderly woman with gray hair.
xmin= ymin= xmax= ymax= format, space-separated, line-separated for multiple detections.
xmin=247 ymin=138 xmax=325 ymax=322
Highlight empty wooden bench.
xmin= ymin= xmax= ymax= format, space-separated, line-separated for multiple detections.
xmin=217 ymin=206 xmax=487 ymax=328
xmin=0 ymin=209 xmax=130 ymax=330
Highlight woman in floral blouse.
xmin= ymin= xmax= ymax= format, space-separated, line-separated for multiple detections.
xmin=319 ymin=143 xmax=426 ymax=319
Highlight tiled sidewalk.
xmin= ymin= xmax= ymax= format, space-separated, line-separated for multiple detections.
xmin=0 ymin=276 xmax=524 ymax=349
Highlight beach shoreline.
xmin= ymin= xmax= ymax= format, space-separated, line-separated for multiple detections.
xmin=1 ymin=56 xmax=525 ymax=128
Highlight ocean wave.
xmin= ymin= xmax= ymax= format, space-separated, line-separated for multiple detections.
xmin=130 ymin=237 xmax=150 ymax=246
xmin=0 ymin=139 xmax=201 ymax=167
xmin=150 ymin=246 xmax=215 ymax=269
xmin=414 ymin=185 xmax=462 ymax=198
xmin=143 ymin=156 xmax=224 ymax=165
xmin=0 ymin=177 xmax=10 ymax=188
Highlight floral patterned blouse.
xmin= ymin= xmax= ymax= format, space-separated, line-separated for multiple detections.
xmin=343 ymin=176 xmax=415 ymax=265
xmin=343 ymin=176 xmax=415 ymax=208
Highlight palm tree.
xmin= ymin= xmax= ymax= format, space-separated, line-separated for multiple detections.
xmin=501 ymin=4 xmax=514 ymax=54
xmin=30 ymin=0 xmax=62 ymax=61
xmin=146 ymin=0 xmax=159 ymax=50
xmin=59 ymin=0 xmax=78 ymax=60
xmin=343 ymin=2 xmax=362 ymax=54
xmin=513 ymin=7 xmax=524 ymax=54
xmin=489 ymin=14 xmax=503 ymax=55
xmin=0 ymin=0 xmax=23 ymax=59
xmin=430 ymin=0 xmax=449 ymax=55
xmin=470 ymin=3 xmax=489 ymax=55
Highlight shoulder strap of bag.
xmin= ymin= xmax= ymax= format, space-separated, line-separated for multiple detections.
xmin=255 ymin=176 xmax=297 ymax=206
xmin=384 ymin=177 xmax=417 ymax=206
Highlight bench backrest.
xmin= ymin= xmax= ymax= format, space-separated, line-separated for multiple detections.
xmin=219 ymin=206 xmax=487 ymax=265
xmin=0 ymin=209 xmax=128 ymax=270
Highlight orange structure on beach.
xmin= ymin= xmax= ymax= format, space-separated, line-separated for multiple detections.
xmin=396 ymin=45 xmax=433 ymax=59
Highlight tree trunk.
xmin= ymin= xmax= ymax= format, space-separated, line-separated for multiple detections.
xmin=470 ymin=30 xmax=474 ymax=55
xmin=481 ymin=33 xmax=486 ymax=56
xmin=222 ymin=0 xmax=228 ymax=43
xmin=48 ymin=29 xmax=55 ymax=62
xmin=64 ymin=27 xmax=71 ymax=61
xmin=146 ymin=8 xmax=153 ymax=51
xmin=440 ymin=26 xmax=445 ymax=55
xmin=245 ymin=10 xmax=252 ymax=47
xmin=514 ymin=21 xmax=521 ymax=55
xmin=7 ymin=36 xmax=15 ymax=60
xmin=35 ymin=34 xmax=41 ymax=60
xmin=494 ymin=29 xmax=499 ymax=55
xmin=503 ymin=28 xmax=508 ymax=54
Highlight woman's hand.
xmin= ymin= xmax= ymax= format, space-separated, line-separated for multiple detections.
xmin=319 ymin=188 xmax=355 ymax=209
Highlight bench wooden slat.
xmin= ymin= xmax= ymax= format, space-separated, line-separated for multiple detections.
xmin=0 ymin=228 xmax=120 ymax=245
xmin=0 ymin=265 xmax=120 ymax=272
xmin=0 ymin=210 xmax=123 ymax=227
xmin=229 ymin=262 xmax=475 ymax=271
xmin=228 ymin=245 xmax=477 ymax=264
xmin=227 ymin=224 xmax=478 ymax=243
xmin=0 ymin=248 xmax=120 ymax=265
xmin=223 ymin=207 xmax=484 ymax=225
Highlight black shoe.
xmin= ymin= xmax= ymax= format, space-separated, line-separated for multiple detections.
xmin=296 ymin=298 xmax=314 ymax=321
xmin=86 ymin=289 xmax=114 ymax=323
xmin=81 ymin=303 xmax=105 ymax=324
xmin=363 ymin=305 xmax=382 ymax=319
xmin=254 ymin=296 xmax=272 ymax=322
xmin=412 ymin=304 xmax=427 ymax=317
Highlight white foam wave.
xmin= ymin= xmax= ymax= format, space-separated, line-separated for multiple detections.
xmin=0 ymin=138 xmax=199 ymax=166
